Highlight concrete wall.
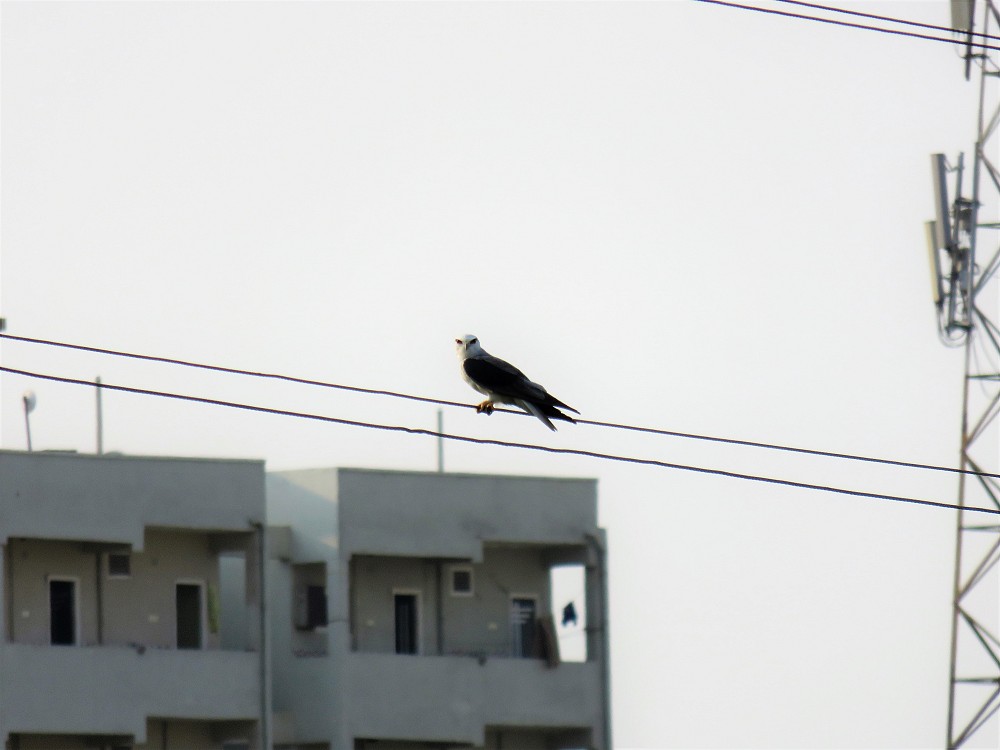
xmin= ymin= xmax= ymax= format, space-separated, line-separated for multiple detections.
xmin=5 ymin=539 xmax=100 ymax=647
xmin=0 ymin=451 xmax=266 ymax=548
xmin=264 ymin=474 xmax=344 ymax=748
xmin=350 ymin=556 xmax=438 ymax=656
xmin=336 ymin=469 xmax=598 ymax=560
xmin=10 ymin=718 xmax=255 ymax=750
xmin=351 ymin=546 xmax=553 ymax=658
xmin=441 ymin=547 xmax=552 ymax=658
xmin=352 ymin=737 xmax=557 ymax=750
xmin=346 ymin=653 xmax=602 ymax=746
xmin=101 ymin=529 xmax=223 ymax=650
xmin=355 ymin=730 xmax=582 ymax=750
xmin=4 ymin=530 xmax=240 ymax=650
xmin=1 ymin=645 xmax=260 ymax=740
xmin=135 ymin=718 xmax=256 ymax=750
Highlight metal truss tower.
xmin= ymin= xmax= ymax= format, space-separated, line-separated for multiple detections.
xmin=932 ymin=1 xmax=1000 ymax=746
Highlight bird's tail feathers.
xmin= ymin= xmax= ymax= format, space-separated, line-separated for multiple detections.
xmin=552 ymin=399 xmax=579 ymax=415
xmin=520 ymin=401 xmax=558 ymax=431
xmin=526 ymin=380 xmax=579 ymax=416
xmin=519 ymin=400 xmax=577 ymax=431
xmin=545 ymin=406 xmax=577 ymax=424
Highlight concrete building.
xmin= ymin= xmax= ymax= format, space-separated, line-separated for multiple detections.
xmin=0 ymin=450 xmax=270 ymax=750
xmin=265 ymin=468 xmax=611 ymax=750
xmin=0 ymin=453 xmax=610 ymax=750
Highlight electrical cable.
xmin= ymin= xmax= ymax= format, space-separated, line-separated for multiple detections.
xmin=3 ymin=363 xmax=998 ymax=517
xmin=693 ymin=0 xmax=1000 ymax=51
xmin=1 ymin=331 xmax=995 ymax=481
xmin=0 ymin=331 xmax=995 ymax=482
xmin=0 ymin=332 xmax=457 ymax=409
xmin=773 ymin=0 xmax=1000 ymax=43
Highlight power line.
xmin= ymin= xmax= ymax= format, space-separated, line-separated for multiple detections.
xmin=773 ymin=0 xmax=1000 ymax=43
xmin=694 ymin=0 xmax=1000 ymax=52
xmin=3 ymin=363 xmax=997 ymax=517
xmin=1 ymin=331 xmax=994 ymax=481
xmin=0 ymin=332 xmax=454 ymax=408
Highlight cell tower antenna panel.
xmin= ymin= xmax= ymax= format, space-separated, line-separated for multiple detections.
xmin=932 ymin=154 xmax=955 ymax=252
xmin=926 ymin=220 xmax=945 ymax=306
xmin=952 ymin=0 xmax=973 ymax=31
xmin=926 ymin=152 xmax=971 ymax=339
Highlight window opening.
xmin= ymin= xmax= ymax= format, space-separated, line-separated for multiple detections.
xmin=305 ymin=584 xmax=328 ymax=629
xmin=107 ymin=552 xmax=131 ymax=578
xmin=293 ymin=562 xmax=328 ymax=631
xmin=450 ymin=566 xmax=474 ymax=597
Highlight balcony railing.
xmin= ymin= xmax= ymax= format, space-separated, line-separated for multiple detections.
xmin=0 ymin=644 xmax=261 ymax=737
xmin=347 ymin=650 xmax=601 ymax=745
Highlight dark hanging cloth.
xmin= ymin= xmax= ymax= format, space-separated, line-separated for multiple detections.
xmin=562 ymin=601 xmax=578 ymax=627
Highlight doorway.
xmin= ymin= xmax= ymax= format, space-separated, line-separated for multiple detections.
xmin=49 ymin=578 xmax=77 ymax=646
xmin=176 ymin=582 xmax=204 ymax=649
xmin=394 ymin=592 xmax=419 ymax=654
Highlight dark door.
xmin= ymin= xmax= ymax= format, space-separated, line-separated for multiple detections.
xmin=49 ymin=579 xmax=76 ymax=645
xmin=176 ymin=583 xmax=203 ymax=649
xmin=394 ymin=593 xmax=418 ymax=654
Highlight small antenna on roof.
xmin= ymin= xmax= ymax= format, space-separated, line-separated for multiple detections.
xmin=96 ymin=376 xmax=104 ymax=455
xmin=437 ymin=409 xmax=444 ymax=472
xmin=23 ymin=390 xmax=37 ymax=451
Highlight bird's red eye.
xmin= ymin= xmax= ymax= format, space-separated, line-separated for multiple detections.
xmin=455 ymin=339 xmax=462 ymax=345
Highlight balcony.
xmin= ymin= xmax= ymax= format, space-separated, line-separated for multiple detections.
xmin=0 ymin=644 xmax=261 ymax=739
xmin=0 ymin=451 xmax=265 ymax=549
xmin=347 ymin=651 xmax=602 ymax=745
xmin=337 ymin=469 xmax=599 ymax=560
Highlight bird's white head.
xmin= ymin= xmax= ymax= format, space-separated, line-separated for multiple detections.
xmin=455 ymin=334 xmax=483 ymax=360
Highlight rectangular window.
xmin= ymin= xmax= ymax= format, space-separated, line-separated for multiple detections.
xmin=293 ymin=562 xmax=328 ymax=631
xmin=394 ymin=592 xmax=419 ymax=655
xmin=450 ymin=566 xmax=474 ymax=597
xmin=49 ymin=578 xmax=77 ymax=646
xmin=107 ymin=552 xmax=131 ymax=578
xmin=510 ymin=596 xmax=537 ymax=659
xmin=305 ymin=585 xmax=328 ymax=629
xmin=176 ymin=582 xmax=204 ymax=650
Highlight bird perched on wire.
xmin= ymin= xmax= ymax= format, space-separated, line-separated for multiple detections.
xmin=454 ymin=334 xmax=579 ymax=431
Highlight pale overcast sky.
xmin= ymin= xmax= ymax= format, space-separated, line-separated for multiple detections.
xmin=1 ymin=1 xmax=995 ymax=747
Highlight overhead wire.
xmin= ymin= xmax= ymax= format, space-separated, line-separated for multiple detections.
xmin=693 ymin=0 xmax=1000 ymax=51
xmin=772 ymin=0 xmax=1000 ymax=43
xmin=3 ymin=363 xmax=998 ymax=518
xmin=0 ymin=331 xmax=994 ymax=481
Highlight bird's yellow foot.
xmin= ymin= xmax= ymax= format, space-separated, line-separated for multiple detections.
xmin=476 ymin=400 xmax=495 ymax=415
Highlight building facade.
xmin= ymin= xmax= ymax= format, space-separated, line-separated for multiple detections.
xmin=265 ymin=468 xmax=611 ymax=750
xmin=0 ymin=450 xmax=270 ymax=750
xmin=0 ymin=455 xmax=610 ymax=750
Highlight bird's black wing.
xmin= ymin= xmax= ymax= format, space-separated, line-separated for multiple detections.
xmin=463 ymin=356 xmax=546 ymax=401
